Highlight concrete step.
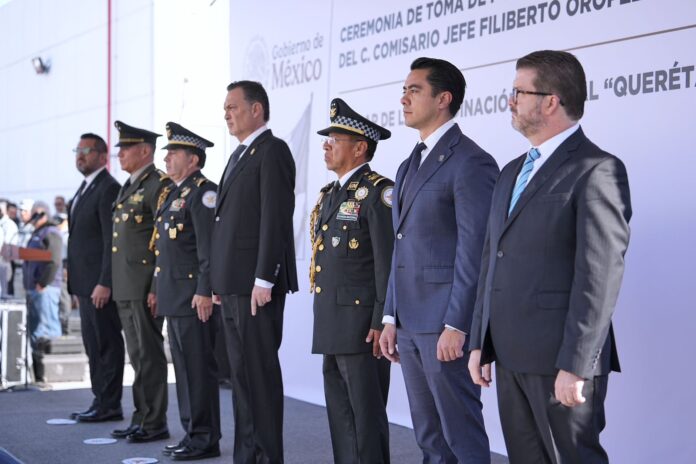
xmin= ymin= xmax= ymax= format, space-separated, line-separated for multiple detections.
xmin=44 ymin=353 xmax=87 ymax=382
xmin=50 ymin=335 xmax=84 ymax=355
xmin=68 ymin=311 xmax=81 ymax=335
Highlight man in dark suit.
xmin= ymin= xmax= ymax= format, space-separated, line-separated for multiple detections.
xmin=468 ymin=50 xmax=632 ymax=464
xmin=311 ymin=98 xmax=394 ymax=464
xmin=154 ymin=122 xmax=221 ymax=461
xmin=110 ymin=121 xmax=172 ymax=443
xmin=67 ymin=133 xmax=125 ymax=422
xmin=379 ymin=57 xmax=498 ymax=463
xmin=211 ymin=80 xmax=298 ymax=463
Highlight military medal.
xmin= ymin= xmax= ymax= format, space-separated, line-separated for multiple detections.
xmin=169 ymin=228 xmax=177 ymax=239
xmin=332 ymin=236 xmax=340 ymax=247
xmin=129 ymin=190 xmax=144 ymax=204
xmin=349 ymin=238 xmax=359 ymax=249
xmin=354 ymin=186 xmax=368 ymax=201
xmin=135 ymin=215 xmax=143 ymax=224
xmin=336 ymin=201 xmax=360 ymax=222
xmin=181 ymin=187 xmax=191 ymax=197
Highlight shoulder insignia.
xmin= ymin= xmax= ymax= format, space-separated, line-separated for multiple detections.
xmin=347 ymin=181 xmax=359 ymax=191
xmin=195 ymin=177 xmax=207 ymax=187
xmin=320 ymin=182 xmax=334 ymax=193
xmin=381 ymin=186 xmax=394 ymax=208
xmin=364 ymin=171 xmax=388 ymax=186
xmin=202 ymin=190 xmax=217 ymax=209
xmin=158 ymin=171 xmax=169 ymax=181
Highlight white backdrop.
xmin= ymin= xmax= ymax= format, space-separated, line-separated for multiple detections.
xmin=229 ymin=1 xmax=696 ymax=462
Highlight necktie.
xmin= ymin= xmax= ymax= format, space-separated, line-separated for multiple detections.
xmin=122 ymin=178 xmax=131 ymax=192
xmin=326 ymin=181 xmax=339 ymax=211
xmin=71 ymin=180 xmax=87 ymax=214
xmin=400 ymin=142 xmax=427 ymax=206
xmin=508 ymin=148 xmax=541 ymax=215
xmin=222 ymin=144 xmax=247 ymax=185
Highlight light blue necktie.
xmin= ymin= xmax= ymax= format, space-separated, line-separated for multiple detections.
xmin=508 ymin=148 xmax=541 ymax=216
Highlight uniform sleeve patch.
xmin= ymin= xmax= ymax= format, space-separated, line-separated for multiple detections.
xmin=381 ymin=186 xmax=393 ymax=208
xmin=202 ymin=190 xmax=217 ymax=209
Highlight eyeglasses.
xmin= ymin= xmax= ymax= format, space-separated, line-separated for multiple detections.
xmin=322 ymin=136 xmax=366 ymax=147
xmin=72 ymin=147 xmax=97 ymax=155
xmin=510 ymin=88 xmax=564 ymax=106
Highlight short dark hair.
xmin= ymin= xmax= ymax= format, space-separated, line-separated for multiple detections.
xmin=183 ymin=147 xmax=206 ymax=169
xmin=410 ymin=57 xmax=466 ymax=116
xmin=364 ymin=140 xmax=377 ymax=162
xmin=227 ymin=80 xmax=270 ymax=122
xmin=516 ymin=50 xmax=586 ymax=120
xmin=80 ymin=133 xmax=108 ymax=154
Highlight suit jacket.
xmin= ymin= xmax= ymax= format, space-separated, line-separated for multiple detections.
xmin=111 ymin=163 xmax=172 ymax=301
xmin=470 ymin=127 xmax=631 ymax=379
xmin=311 ymin=165 xmax=395 ymax=354
xmin=210 ymin=129 xmax=299 ymax=296
xmin=384 ymin=123 xmax=499 ymax=334
xmin=154 ymin=172 xmax=216 ymax=317
xmin=67 ymin=169 xmax=121 ymax=297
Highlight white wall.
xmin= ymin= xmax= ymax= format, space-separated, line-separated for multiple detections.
xmin=0 ymin=0 xmax=156 ymax=203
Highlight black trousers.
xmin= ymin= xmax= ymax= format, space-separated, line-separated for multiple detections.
xmin=323 ymin=353 xmax=391 ymax=464
xmin=496 ymin=363 xmax=609 ymax=464
xmin=221 ymin=294 xmax=285 ymax=464
xmin=168 ymin=312 xmax=221 ymax=451
xmin=78 ymin=296 xmax=124 ymax=411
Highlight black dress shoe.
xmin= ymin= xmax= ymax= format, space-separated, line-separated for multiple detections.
xmin=111 ymin=424 xmax=141 ymax=439
xmin=171 ymin=445 xmax=221 ymax=461
xmin=77 ymin=407 xmax=124 ymax=423
xmin=70 ymin=406 xmax=96 ymax=420
xmin=127 ymin=427 xmax=170 ymax=443
xmin=162 ymin=439 xmax=188 ymax=456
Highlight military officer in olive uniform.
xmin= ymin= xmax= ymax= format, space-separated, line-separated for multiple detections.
xmin=310 ymin=98 xmax=395 ymax=464
xmin=154 ymin=122 xmax=221 ymax=461
xmin=110 ymin=121 xmax=172 ymax=443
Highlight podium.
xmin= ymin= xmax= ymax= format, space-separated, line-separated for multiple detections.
xmin=0 ymin=299 xmax=27 ymax=389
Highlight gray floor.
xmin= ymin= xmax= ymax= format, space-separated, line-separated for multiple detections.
xmin=0 ymin=384 xmax=508 ymax=463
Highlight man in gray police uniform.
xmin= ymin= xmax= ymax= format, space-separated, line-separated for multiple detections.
xmin=111 ymin=121 xmax=172 ymax=443
xmin=310 ymin=98 xmax=395 ymax=464
xmin=154 ymin=122 xmax=221 ymax=461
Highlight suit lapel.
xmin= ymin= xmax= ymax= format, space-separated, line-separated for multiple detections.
xmin=69 ymin=169 xmax=107 ymax=231
xmin=215 ymin=129 xmax=271 ymax=214
xmin=397 ymin=125 xmax=459 ymax=230
xmin=502 ymin=128 xmax=585 ymax=234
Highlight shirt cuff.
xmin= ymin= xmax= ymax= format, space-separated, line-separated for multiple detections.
xmin=254 ymin=278 xmax=274 ymax=289
xmin=382 ymin=315 xmax=395 ymax=325
xmin=445 ymin=324 xmax=467 ymax=335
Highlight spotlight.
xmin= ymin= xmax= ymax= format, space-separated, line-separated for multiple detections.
xmin=31 ymin=57 xmax=50 ymax=74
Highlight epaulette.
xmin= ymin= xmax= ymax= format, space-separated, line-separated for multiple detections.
xmin=320 ymin=182 xmax=334 ymax=193
xmin=194 ymin=177 xmax=207 ymax=187
xmin=155 ymin=169 xmax=169 ymax=181
xmin=364 ymin=171 xmax=387 ymax=186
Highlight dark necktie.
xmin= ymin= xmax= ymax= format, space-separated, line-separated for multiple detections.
xmin=222 ymin=144 xmax=248 ymax=185
xmin=326 ymin=180 xmax=339 ymax=211
xmin=122 ymin=178 xmax=131 ymax=192
xmin=399 ymin=142 xmax=427 ymax=206
xmin=71 ymin=180 xmax=87 ymax=214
